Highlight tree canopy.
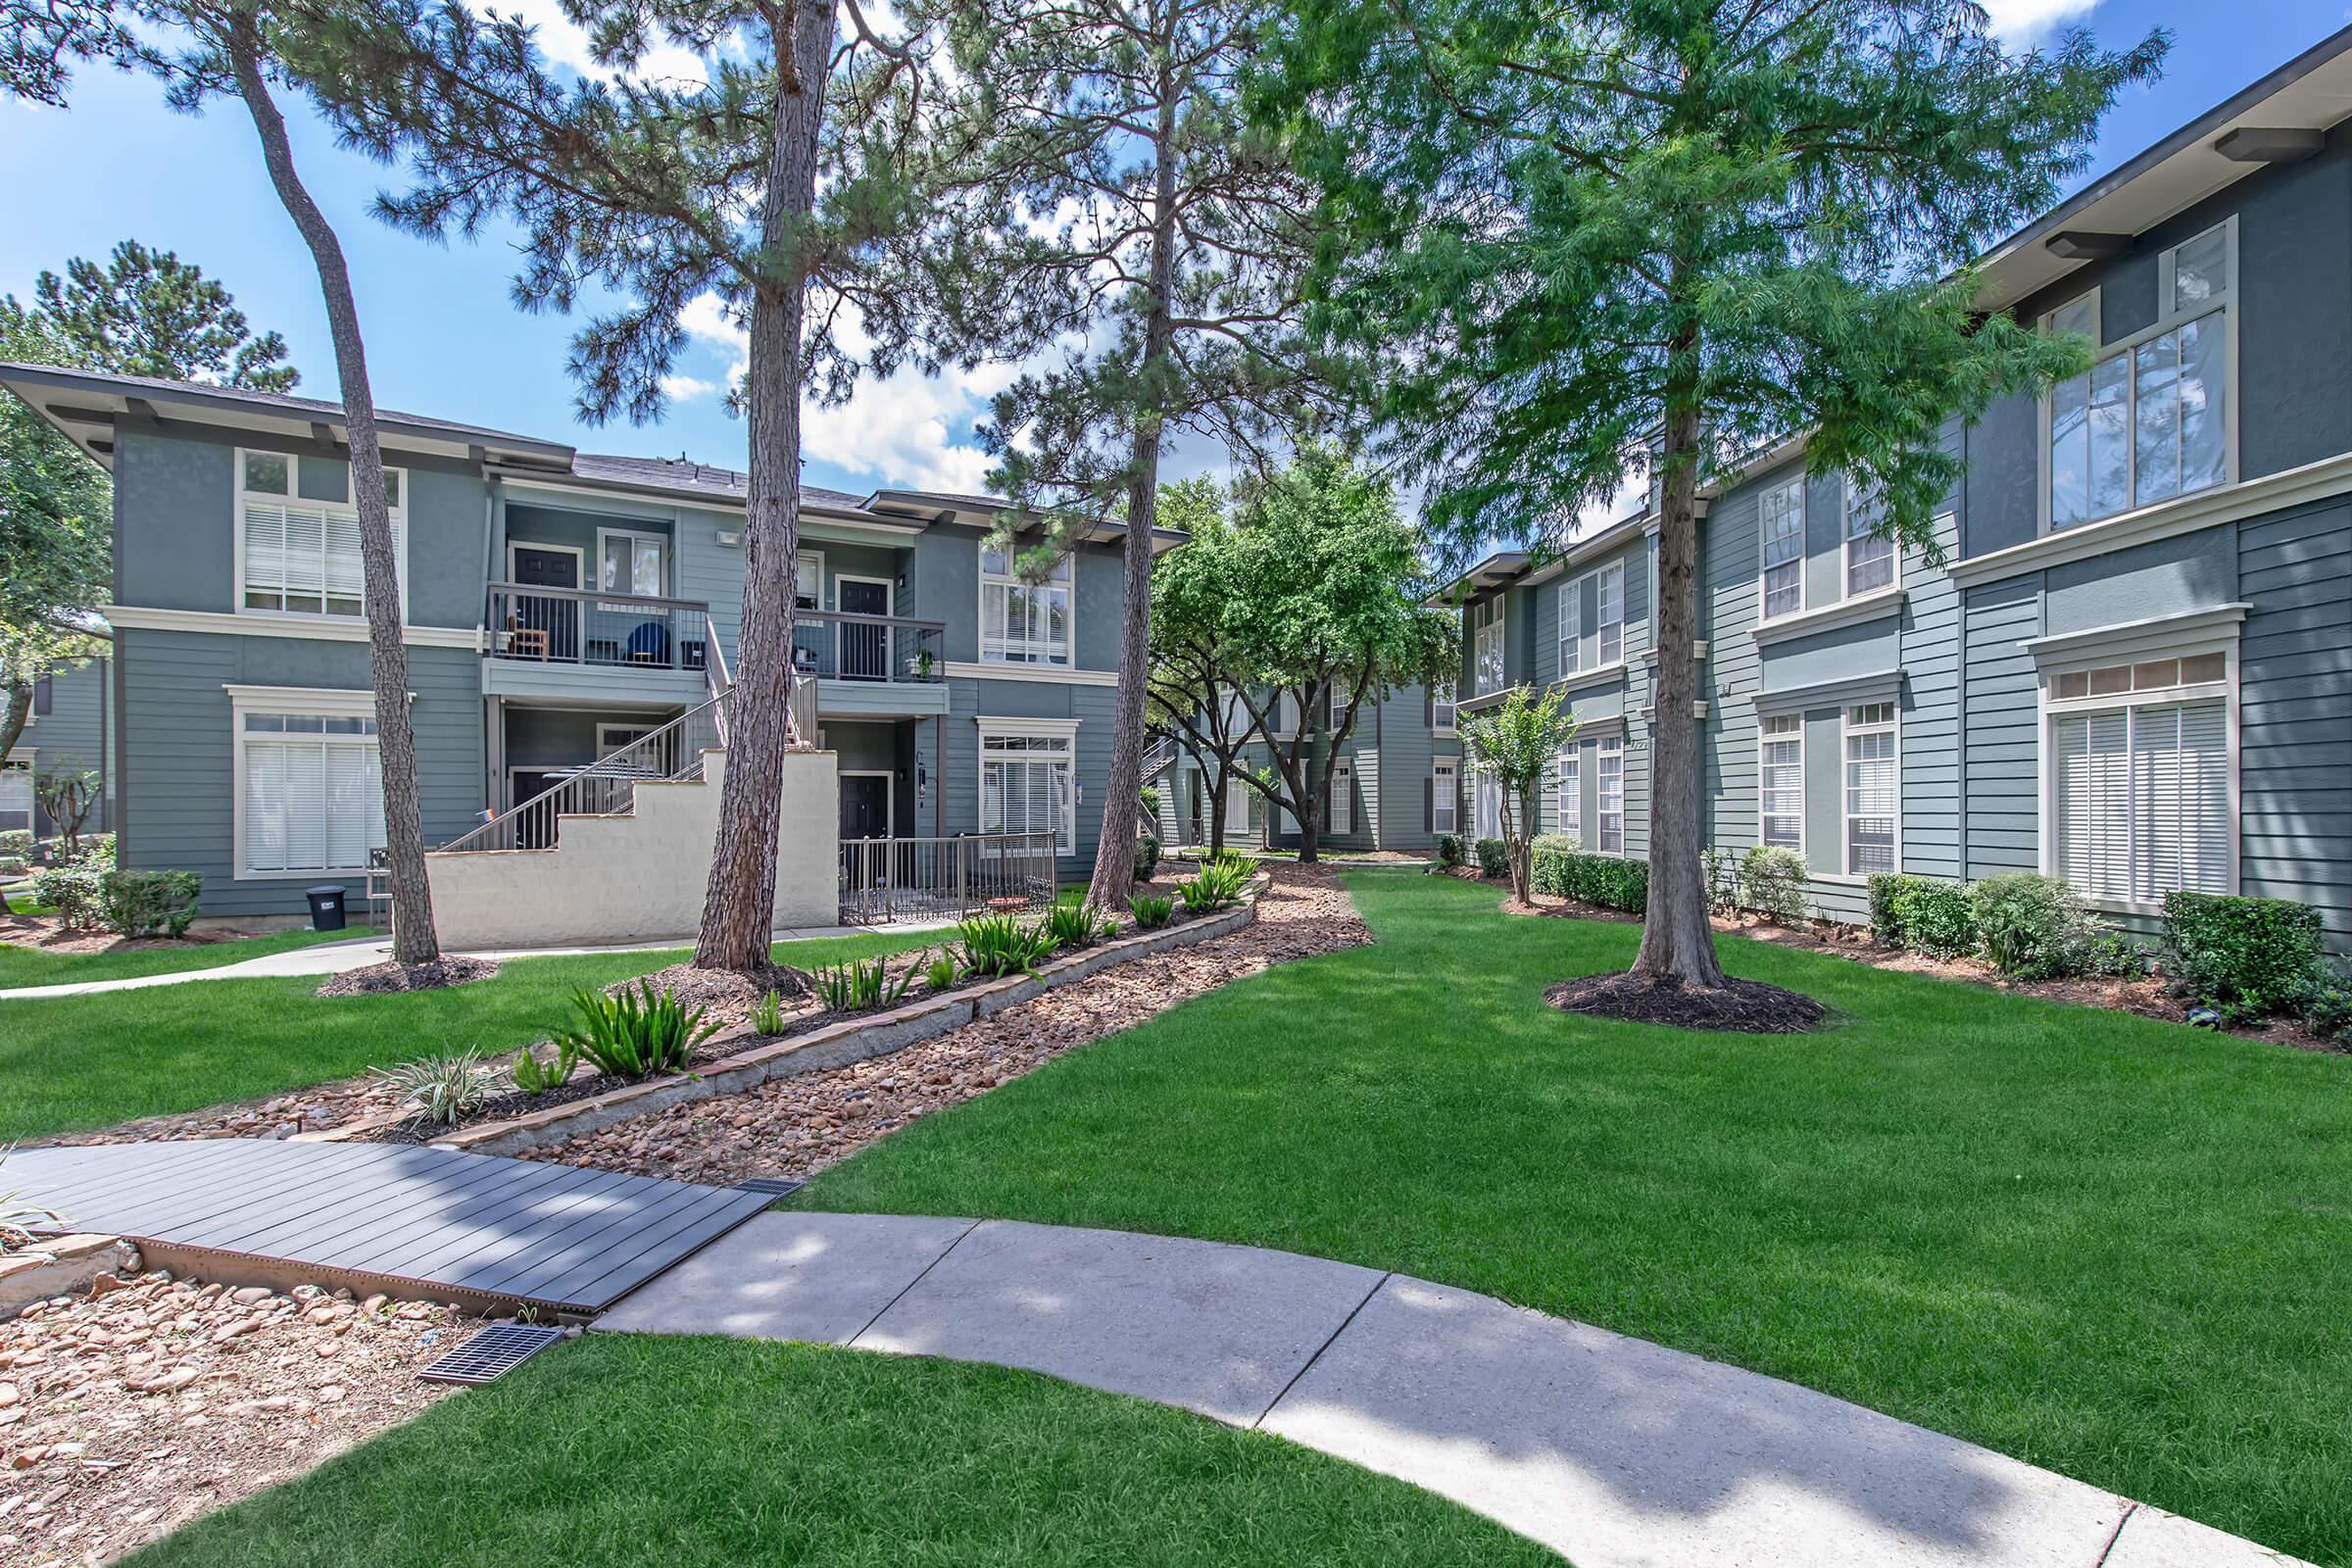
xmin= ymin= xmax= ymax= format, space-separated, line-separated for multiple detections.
xmin=21 ymin=238 xmax=299 ymax=391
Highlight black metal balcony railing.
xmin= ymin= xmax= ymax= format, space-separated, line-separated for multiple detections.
xmin=792 ymin=609 xmax=946 ymax=684
xmin=488 ymin=583 xmax=710 ymax=672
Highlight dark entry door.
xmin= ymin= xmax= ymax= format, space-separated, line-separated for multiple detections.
xmin=841 ymin=774 xmax=890 ymax=841
xmin=837 ymin=578 xmax=890 ymax=679
xmin=511 ymin=547 xmax=580 ymax=661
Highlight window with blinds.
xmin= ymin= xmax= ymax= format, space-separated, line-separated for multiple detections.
xmin=1597 ymin=737 xmax=1624 ymax=853
xmin=1557 ymin=748 xmax=1580 ymax=840
xmin=979 ymin=545 xmax=1072 ymax=665
xmin=239 ymin=450 xmax=405 ymax=618
xmin=1759 ymin=480 xmax=1804 ymax=620
xmin=2054 ymin=699 xmax=2228 ymax=906
xmin=1845 ymin=481 xmax=1895 ymax=598
xmin=1843 ymin=703 xmax=1897 ymax=875
xmin=980 ymin=730 xmax=1074 ymax=852
xmin=1760 ymin=714 xmax=1802 ymax=851
xmin=1596 ymin=564 xmax=1625 ymax=665
xmin=240 ymin=712 xmax=383 ymax=874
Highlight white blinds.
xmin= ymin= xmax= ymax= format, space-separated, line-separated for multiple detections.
xmin=2055 ymin=700 xmax=2226 ymax=904
xmin=244 ymin=501 xmax=402 ymax=617
xmin=243 ymin=732 xmax=383 ymax=874
xmin=980 ymin=733 xmax=1073 ymax=850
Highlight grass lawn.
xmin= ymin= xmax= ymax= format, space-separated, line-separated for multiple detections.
xmin=0 ymin=924 xmax=376 ymax=991
xmin=129 ymin=1335 xmax=1548 ymax=1567
xmin=798 ymin=869 xmax=2352 ymax=1565
xmin=0 ymin=927 xmax=942 ymax=1144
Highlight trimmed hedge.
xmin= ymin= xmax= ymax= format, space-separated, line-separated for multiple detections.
xmin=2161 ymin=892 xmax=2324 ymax=1022
xmin=1740 ymin=846 xmax=1810 ymax=925
xmin=1474 ymin=838 xmax=1509 ymax=879
xmin=1868 ymin=873 xmax=1978 ymax=959
xmin=1970 ymin=872 xmax=2093 ymax=981
xmin=1132 ymin=835 xmax=1161 ymax=883
xmin=1530 ymin=837 xmax=1648 ymax=914
xmin=99 ymin=870 xmax=204 ymax=938
xmin=1434 ymin=833 xmax=1465 ymax=869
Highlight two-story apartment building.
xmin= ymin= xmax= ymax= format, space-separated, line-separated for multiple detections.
xmin=0 ymin=364 xmax=1176 ymax=918
xmin=3 ymin=655 xmax=115 ymax=840
xmin=1422 ymin=30 xmax=2352 ymax=947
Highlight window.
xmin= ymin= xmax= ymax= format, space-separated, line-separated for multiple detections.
xmin=1844 ymin=480 xmax=1895 ymax=598
xmin=237 ymin=707 xmax=383 ymax=876
xmin=1759 ymin=479 xmax=1804 ymax=620
xmin=598 ymin=528 xmax=668 ymax=599
xmin=1472 ymin=597 xmax=1505 ymax=695
xmin=1760 ymin=714 xmax=1803 ymax=853
xmin=1556 ymin=747 xmax=1580 ymax=841
xmin=1559 ymin=577 xmax=1582 ymax=675
xmin=1474 ymin=773 xmax=1503 ymax=841
xmin=2048 ymin=653 xmax=2230 ymax=906
xmin=1328 ymin=684 xmax=1347 ymax=732
xmin=1843 ymin=703 xmax=1897 ymax=875
xmin=0 ymin=757 xmax=31 ymax=834
xmin=1431 ymin=686 xmax=1456 ymax=737
xmin=979 ymin=726 xmax=1075 ymax=852
xmin=793 ymin=549 xmax=825 ymax=612
xmin=1432 ymin=759 xmax=1458 ymax=835
xmin=1596 ymin=564 xmax=1624 ymax=666
xmin=238 ymin=449 xmax=406 ymax=618
xmin=2045 ymin=222 xmax=2230 ymax=529
xmin=1597 ymin=737 xmax=1624 ymax=852
xmin=32 ymin=676 xmax=52 ymax=716
xmin=979 ymin=544 xmax=1072 ymax=665
xmin=1329 ymin=759 xmax=1353 ymax=835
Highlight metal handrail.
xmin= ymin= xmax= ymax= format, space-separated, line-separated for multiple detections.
xmin=436 ymin=686 xmax=733 ymax=855
xmin=838 ymin=831 xmax=1059 ymax=925
xmin=485 ymin=580 xmax=710 ymax=613
xmin=703 ymin=613 xmax=733 ymax=745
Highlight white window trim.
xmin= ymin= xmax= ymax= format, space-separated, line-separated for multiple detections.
xmin=977 ymin=541 xmax=1075 ymax=668
xmin=0 ymin=749 xmax=32 ymax=834
xmin=593 ymin=525 xmax=671 ymax=600
xmin=595 ymin=721 xmax=661 ymax=758
xmin=974 ymin=715 xmax=1080 ymax=855
xmin=834 ymin=571 xmax=894 ymax=616
xmin=2036 ymin=218 xmax=2239 ymax=535
xmin=1431 ymin=686 xmax=1456 ymax=738
xmin=1759 ymin=714 xmax=1804 ymax=859
xmin=506 ymin=540 xmax=585 ymax=587
xmin=1556 ymin=746 xmax=1580 ymax=842
xmin=234 ymin=448 xmax=410 ymax=623
xmin=1329 ymin=757 xmax=1353 ymax=836
xmin=1595 ymin=562 xmax=1625 ymax=667
xmin=1841 ymin=478 xmax=1902 ymax=602
xmin=1558 ymin=574 xmax=1582 ymax=676
xmin=2033 ymin=627 xmax=2240 ymax=913
xmin=1840 ymin=703 xmax=1901 ymax=878
xmin=1596 ymin=735 xmax=1625 ymax=855
xmin=225 ymin=683 xmax=387 ymax=882
xmin=1472 ymin=596 xmax=1507 ymax=697
xmin=839 ymin=768 xmax=897 ymax=838
xmin=795 ymin=548 xmax=826 ymax=611
xmin=1756 ymin=476 xmax=1807 ymax=624
xmin=1432 ymin=758 xmax=1459 ymax=836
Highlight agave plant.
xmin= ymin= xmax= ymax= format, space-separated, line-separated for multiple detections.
xmin=956 ymin=911 xmax=1058 ymax=978
xmin=1129 ymin=893 xmax=1175 ymax=930
xmin=553 ymin=981 xmax=719 ymax=1079
xmin=373 ymin=1047 xmax=506 ymax=1125
xmin=811 ymin=956 xmax=921 ymax=1012
xmin=509 ymin=1038 xmax=581 ymax=1096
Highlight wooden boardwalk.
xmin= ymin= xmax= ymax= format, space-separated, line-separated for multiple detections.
xmin=5 ymin=1140 xmax=772 ymax=1314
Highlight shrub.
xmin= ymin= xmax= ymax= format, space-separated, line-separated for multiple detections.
xmin=1891 ymin=880 xmax=1977 ymax=960
xmin=1739 ymin=847 xmax=1810 ymax=926
xmin=2083 ymin=930 xmax=2155 ymax=979
xmin=97 ymin=870 xmax=202 ymax=938
xmin=1133 ymin=834 xmax=1161 ymax=883
xmin=1474 ymin=838 xmax=1509 ymax=879
xmin=1210 ymin=847 xmax=1254 ymax=877
xmin=373 ymin=1048 xmax=503 ymax=1125
xmin=1176 ymin=859 xmax=1247 ymax=913
xmin=554 ymin=981 xmax=718 ymax=1078
xmin=29 ymin=858 xmax=106 ymax=928
xmin=2306 ymin=965 xmax=2352 ymax=1042
xmin=1702 ymin=847 xmax=1740 ymax=915
xmin=79 ymin=834 xmax=116 ymax=866
xmin=956 ymin=911 xmax=1057 ymax=978
xmin=1970 ymin=873 xmax=2093 ymax=980
xmin=0 ymin=829 xmax=29 ymax=860
xmin=2161 ymin=892 xmax=2327 ymax=1022
xmin=813 ymin=956 xmax=920 ymax=1012
xmin=510 ymin=1039 xmax=581 ymax=1095
xmin=1434 ymin=833 xmax=1465 ymax=868
xmin=1529 ymin=838 xmax=1648 ymax=913
xmin=1139 ymin=785 xmax=1162 ymax=819
xmin=1129 ymin=893 xmax=1174 ymax=930
xmin=924 ymin=952 xmax=957 ymax=991
xmin=1868 ymin=873 xmax=1926 ymax=945
xmin=1043 ymin=900 xmax=1115 ymax=949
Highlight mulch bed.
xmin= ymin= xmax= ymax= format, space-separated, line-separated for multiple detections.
xmin=0 ymin=913 xmax=286 ymax=956
xmin=526 ymin=866 xmax=1370 ymax=1187
xmin=315 ymin=957 xmax=498 ymax=998
xmin=1546 ymin=971 xmax=1828 ymax=1034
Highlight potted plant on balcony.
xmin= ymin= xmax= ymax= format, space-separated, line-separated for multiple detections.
xmin=909 ymin=647 xmax=935 ymax=680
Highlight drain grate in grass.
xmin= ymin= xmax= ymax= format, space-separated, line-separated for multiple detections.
xmin=419 ymin=1324 xmax=566 ymax=1385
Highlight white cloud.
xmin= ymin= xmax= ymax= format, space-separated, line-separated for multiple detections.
xmin=661 ymin=372 xmax=718 ymax=401
xmin=1977 ymin=0 xmax=2100 ymax=43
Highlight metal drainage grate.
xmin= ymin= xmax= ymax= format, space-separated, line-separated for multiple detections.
xmin=735 ymin=1177 xmax=805 ymax=1198
xmin=419 ymin=1323 xmax=567 ymax=1386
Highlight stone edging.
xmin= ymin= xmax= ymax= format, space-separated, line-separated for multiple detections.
xmin=398 ymin=879 xmax=1264 ymax=1158
xmin=1 ymin=1234 xmax=125 ymax=1320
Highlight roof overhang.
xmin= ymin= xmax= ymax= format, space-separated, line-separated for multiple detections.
xmin=863 ymin=488 xmax=1189 ymax=553
xmin=1974 ymin=24 xmax=2352 ymax=316
xmin=0 ymin=361 xmax=573 ymax=472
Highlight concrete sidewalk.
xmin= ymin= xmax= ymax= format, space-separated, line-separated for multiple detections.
xmin=0 ymin=919 xmax=958 ymax=1002
xmin=596 ymin=1212 xmax=2306 ymax=1568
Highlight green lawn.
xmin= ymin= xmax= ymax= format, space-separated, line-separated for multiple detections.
xmin=0 ymin=927 xmax=942 ymax=1143
xmin=798 ymin=869 xmax=2352 ymax=1565
xmin=130 ymin=1336 xmax=1549 ymax=1567
xmin=0 ymin=924 xmax=376 ymax=991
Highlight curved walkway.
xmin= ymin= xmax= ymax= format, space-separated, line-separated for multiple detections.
xmin=597 ymin=1212 xmax=2304 ymax=1568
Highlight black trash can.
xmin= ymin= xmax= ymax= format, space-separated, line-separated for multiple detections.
xmin=305 ymin=884 xmax=348 ymax=931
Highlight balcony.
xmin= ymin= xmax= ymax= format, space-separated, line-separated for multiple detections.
xmin=794 ymin=609 xmax=949 ymax=717
xmin=484 ymin=582 xmax=713 ymax=704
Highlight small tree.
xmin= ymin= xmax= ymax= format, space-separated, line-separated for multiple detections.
xmin=1222 ymin=448 xmax=1456 ymax=863
xmin=33 ymin=766 xmax=102 ymax=858
xmin=1458 ymin=686 xmax=1577 ymax=903
xmin=1143 ymin=478 xmax=1261 ymax=857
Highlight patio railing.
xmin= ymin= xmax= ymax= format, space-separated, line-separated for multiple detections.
xmin=792 ymin=609 xmax=946 ymax=684
xmin=838 ymin=831 xmax=1058 ymax=925
xmin=436 ymin=688 xmax=733 ymax=855
xmin=487 ymin=582 xmax=711 ymax=671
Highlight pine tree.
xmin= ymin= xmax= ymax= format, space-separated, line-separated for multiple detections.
xmin=26 ymin=239 xmax=299 ymax=390
xmin=1262 ymin=0 xmax=2163 ymax=998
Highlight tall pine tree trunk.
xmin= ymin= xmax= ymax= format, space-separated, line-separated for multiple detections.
xmin=694 ymin=0 xmax=834 ymax=972
xmin=1629 ymin=383 xmax=1726 ymax=990
xmin=1085 ymin=83 xmax=1179 ymax=910
xmin=227 ymin=24 xmax=440 ymax=965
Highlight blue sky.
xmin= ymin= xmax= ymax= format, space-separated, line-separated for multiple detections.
xmin=2 ymin=0 xmax=2346 ymax=500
